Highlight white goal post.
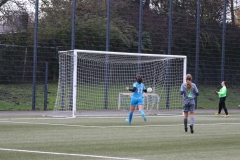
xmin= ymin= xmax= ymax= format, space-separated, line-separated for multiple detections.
xmin=54 ymin=49 xmax=187 ymax=117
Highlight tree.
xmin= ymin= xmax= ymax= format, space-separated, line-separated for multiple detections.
xmin=230 ymin=0 xmax=235 ymax=25
xmin=37 ymin=0 xmax=152 ymax=52
xmin=235 ymin=8 xmax=240 ymax=25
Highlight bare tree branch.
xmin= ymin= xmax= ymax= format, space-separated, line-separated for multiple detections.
xmin=0 ymin=0 xmax=9 ymax=7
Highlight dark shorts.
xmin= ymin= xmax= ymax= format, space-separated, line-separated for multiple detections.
xmin=183 ymin=99 xmax=195 ymax=113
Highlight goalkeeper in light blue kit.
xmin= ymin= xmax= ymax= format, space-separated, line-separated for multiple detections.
xmin=180 ymin=74 xmax=199 ymax=134
xmin=125 ymin=75 xmax=147 ymax=125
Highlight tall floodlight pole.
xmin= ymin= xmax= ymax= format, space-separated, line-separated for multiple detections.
xmin=71 ymin=0 xmax=76 ymax=50
xmin=104 ymin=0 xmax=110 ymax=109
xmin=195 ymin=0 xmax=201 ymax=109
xmin=138 ymin=0 xmax=143 ymax=74
xmin=32 ymin=0 xmax=39 ymax=110
xmin=221 ymin=0 xmax=227 ymax=82
xmin=166 ymin=0 xmax=173 ymax=109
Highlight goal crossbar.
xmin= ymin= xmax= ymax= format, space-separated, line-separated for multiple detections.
xmin=59 ymin=49 xmax=187 ymax=59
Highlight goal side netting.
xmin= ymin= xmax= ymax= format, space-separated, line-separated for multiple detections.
xmin=53 ymin=50 xmax=186 ymax=117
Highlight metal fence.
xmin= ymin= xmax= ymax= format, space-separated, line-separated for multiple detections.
xmin=0 ymin=0 xmax=240 ymax=110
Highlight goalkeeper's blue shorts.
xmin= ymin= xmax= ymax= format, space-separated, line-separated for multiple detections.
xmin=130 ymin=97 xmax=143 ymax=106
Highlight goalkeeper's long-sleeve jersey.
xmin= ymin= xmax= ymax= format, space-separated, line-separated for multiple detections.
xmin=218 ymin=86 xmax=227 ymax=98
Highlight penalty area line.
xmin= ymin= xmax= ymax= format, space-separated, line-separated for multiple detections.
xmin=0 ymin=148 xmax=143 ymax=160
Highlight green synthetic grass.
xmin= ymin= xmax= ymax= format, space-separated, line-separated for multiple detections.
xmin=0 ymin=83 xmax=58 ymax=110
xmin=0 ymin=83 xmax=240 ymax=110
xmin=197 ymin=85 xmax=240 ymax=109
xmin=0 ymin=113 xmax=240 ymax=160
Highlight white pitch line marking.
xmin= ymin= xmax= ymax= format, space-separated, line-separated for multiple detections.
xmin=1 ymin=120 xmax=240 ymax=128
xmin=0 ymin=148 xmax=142 ymax=160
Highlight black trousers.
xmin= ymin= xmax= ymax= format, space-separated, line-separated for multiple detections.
xmin=218 ymin=97 xmax=228 ymax=115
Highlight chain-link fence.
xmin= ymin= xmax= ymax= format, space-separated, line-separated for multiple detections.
xmin=0 ymin=0 xmax=240 ymax=110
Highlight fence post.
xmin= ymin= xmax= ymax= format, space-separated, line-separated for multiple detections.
xmin=44 ymin=62 xmax=48 ymax=111
xmin=32 ymin=0 xmax=39 ymax=110
xmin=137 ymin=0 xmax=143 ymax=74
xmin=104 ymin=0 xmax=111 ymax=109
xmin=195 ymin=0 xmax=201 ymax=109
xmin=166 ymin=0 xmax=173 ymax=109
xmin=221 ymin=0 xmax=227 ymax=82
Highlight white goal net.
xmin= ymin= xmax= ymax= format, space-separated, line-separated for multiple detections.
xmin=54 ymin=50 xmax=186 ymax=117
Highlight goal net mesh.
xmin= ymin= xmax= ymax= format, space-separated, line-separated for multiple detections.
xmin=54 ymin=50 xmax=185 ymax=117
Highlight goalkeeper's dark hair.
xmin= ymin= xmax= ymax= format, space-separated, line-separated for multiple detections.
xmin=223 ymin=81 xmax=228 ymax=88
xmin=186 ymin=74 xmax=192 ymax=90
xmin=136 ymin=75 xmax=142 ymax=84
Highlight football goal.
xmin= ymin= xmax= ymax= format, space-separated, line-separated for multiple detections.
xmin=54 ymin=50 xmax=187 ymax=117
